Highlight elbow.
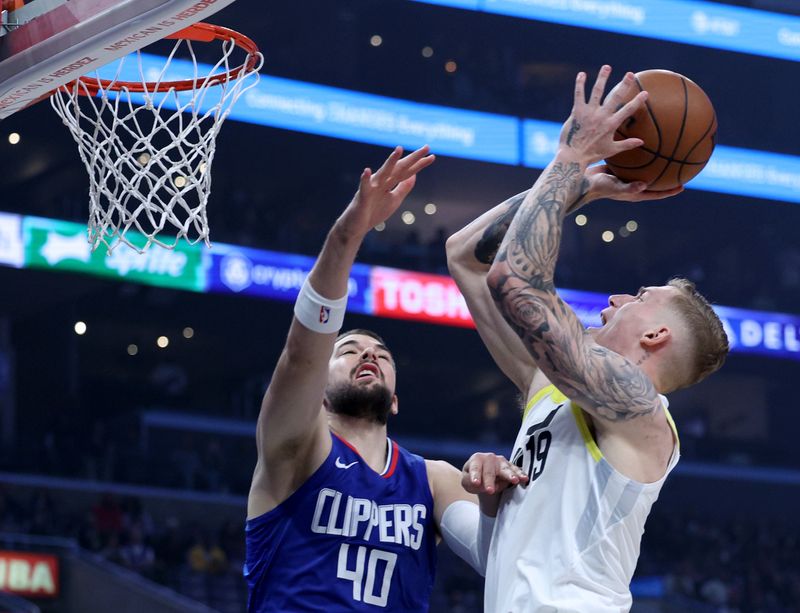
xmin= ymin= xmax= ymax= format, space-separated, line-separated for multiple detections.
xmin=486 ymin=259 xmax=509 ymax=296
xmin=445 ymin=232 xmax=469 ymax=278
xmin=445 ymin=232 xmax=465 ymax=263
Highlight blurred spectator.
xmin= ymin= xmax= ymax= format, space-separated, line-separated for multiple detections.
xmin=187 ymin=531 xmax=228 ymax=575
xmin=120 ymin=526 xmax=156 ymax=577
xmin=92 ymin=493 xmax=123 ymax=541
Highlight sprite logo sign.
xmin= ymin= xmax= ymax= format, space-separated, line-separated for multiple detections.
xmin=23 ymin=217 xmax=206 ymax=292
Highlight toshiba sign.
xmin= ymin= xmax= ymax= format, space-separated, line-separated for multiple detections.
xmin=371 ymin=268 xmax=474 ymax=328
xmin=0 ymin=551 xmax=59 ymax=598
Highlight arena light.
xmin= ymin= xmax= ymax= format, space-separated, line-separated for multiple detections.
xmin=370 ymin=34 xmax=383 ymax=47
xmin=401 ymin=211 xmax=416 ymax=225
xmin=374 ymin=222 xmax=386 ymax=232
xmin=575 ymin=214 xmax=588 ymax=227
xmin=74 ymin=321 xmax=87 ymax=335
xmin=424 ymin=203 xmax=437 ymax=215
xmin=421 ymin=46 xmax=434 ymax=58
xmin=601 ymin=231 xmax=615 ymax=243
xmin=182 ymin=327 xmax=194 ymax=339
xmin=157 ymin=336 xmax=169 ymax=348
xmin=8 ymin=132 xmax=20 ymax=145
xmin=127 ymin=344 xmax=138 ymax=356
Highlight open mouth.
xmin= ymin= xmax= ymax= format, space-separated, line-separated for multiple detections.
xmin=355 ymin=363 xmax=380 ymax=380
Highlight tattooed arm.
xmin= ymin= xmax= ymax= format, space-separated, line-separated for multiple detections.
xmin=446 ymin=191 xmax=539 ymax=392
xmin=487 ymin=67 xmax=663 ymax=422
xmin=446 ymin=178 xmax=677 ymax=395
xmin=448 ymin=69 xmax=682 ymax=395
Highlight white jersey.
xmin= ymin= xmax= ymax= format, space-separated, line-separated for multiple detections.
xmin=484 ymin=384 xmax=679 ymax=613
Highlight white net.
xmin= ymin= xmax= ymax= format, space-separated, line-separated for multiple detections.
xmin=50 ymin=30 xmax=263 ymax=253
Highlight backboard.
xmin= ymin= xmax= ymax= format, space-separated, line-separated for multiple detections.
xmin=0 ymin=0 xmax=240 ymax=119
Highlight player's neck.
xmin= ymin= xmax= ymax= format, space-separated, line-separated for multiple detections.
xmin=329 ymin=415 xmax=389 ymax=473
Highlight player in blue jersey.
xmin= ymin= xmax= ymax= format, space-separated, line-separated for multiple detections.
xmin=244 ymin=145 xmax=528 ymax=612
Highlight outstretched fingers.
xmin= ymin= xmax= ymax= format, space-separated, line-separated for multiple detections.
xmin=372 ymin=146 xmax=404 ymax=185
xmin=373 ymin=145 xmax=434 ymax=190
xmin=604 ymin=71 xmax=637 ymax=110
xmin=359 ymin=167 xmax=373 ymax=190
xmin=606 ymin=90 xmax=648 ymax=155
xmin=612 ymin=88 xmax=648 ymax=125
xmin=394 ymin=145 xmax=434 ymax=180
xmin=390 ymin=174 xmax=417 ymax=202
xmin=589 ymin=65 xmax=612 ymax=105
xmin=574 ymin=71 xmax=587 ymax=107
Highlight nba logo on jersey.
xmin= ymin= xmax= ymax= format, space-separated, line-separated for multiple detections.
xmin=320 ymin=306 xmax=330 ymax=324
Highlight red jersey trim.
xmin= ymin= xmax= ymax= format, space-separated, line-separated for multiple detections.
xmin=333 ymin=432 xmax=360 ymax=455
xmin=383 ymin=440 xmax=399 ymax=479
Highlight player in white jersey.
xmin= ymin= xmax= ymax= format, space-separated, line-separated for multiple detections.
xmin=447 ymin=66 xmax=730 ymax=612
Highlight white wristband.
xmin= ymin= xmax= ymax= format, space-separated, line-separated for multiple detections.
xmin=294 ymin=278 xmax=348 ymax=334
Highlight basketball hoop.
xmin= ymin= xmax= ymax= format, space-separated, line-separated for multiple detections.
xmin=50 ymin=23 xmax=263 ymax=253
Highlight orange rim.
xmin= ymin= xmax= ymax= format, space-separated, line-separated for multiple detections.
xmin=68 ymin=23 xmax=260 ymax=96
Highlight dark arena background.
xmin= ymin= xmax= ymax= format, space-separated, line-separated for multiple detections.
xmin=1 ymin=0 xmax=799 ymax=611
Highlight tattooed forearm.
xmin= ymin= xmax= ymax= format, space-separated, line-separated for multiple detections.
xmin=474 ymin=190 xmax=529 ymax=264
xmin=566 ymin=177 xmax=591 ymax=214
xmin=496 ymin=162 xmax=582 ymax=287
xmin=487 ymin=158 xmax=659 ymax=421
xmin=491 ymin=281 xmax=659 ymax=420
xmin=476 ymin=176 xmax=588 ymax=266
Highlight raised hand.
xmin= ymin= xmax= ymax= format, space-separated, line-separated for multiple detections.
xmin=461 ymin=452 xmax=529 ymax=496
xmin=559 ymin=66 xmax=649 ymax=166
xmin=338 ymin=145 xmax=435 ymax=238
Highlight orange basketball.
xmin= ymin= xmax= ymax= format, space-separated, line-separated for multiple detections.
xmin=605 ymin=69 xmax=717 ymax=191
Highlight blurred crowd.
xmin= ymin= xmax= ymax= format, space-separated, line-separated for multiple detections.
xmin=0 ymin=487 xmax=247 ymax=612
xmin=1 ymin=485 xmax=798 ymax=613
xmin=640 ymin=513 xmax=800 ymax=612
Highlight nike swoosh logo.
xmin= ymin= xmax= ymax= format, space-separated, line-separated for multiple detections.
xmin=335 ymin=457 xmax=358 ymax=470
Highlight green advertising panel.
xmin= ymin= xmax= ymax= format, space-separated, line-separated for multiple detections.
xmin=23 ymin=217 xmax=206 ymax=292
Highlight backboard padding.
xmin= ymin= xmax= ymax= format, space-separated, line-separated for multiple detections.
xmin=0 ymin=0 xmax=240 ymax=119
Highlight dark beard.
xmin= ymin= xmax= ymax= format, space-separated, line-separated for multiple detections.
xmin=325 ymin=381 xmax=393 ymax=425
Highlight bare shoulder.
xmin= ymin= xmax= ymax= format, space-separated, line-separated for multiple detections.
xmin=248 ymin=425 xmax=332 ymax=519
xmin=424 ymin=459 xmax=460 ymax=488
xmin=592 ymin=402 xmax=677 ymax=483
xmin=424 ymin=459 xmax=476 ymax=524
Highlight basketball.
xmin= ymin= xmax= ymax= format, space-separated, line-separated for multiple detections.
xmin=605 ymin=69 xmax=717 ymax=191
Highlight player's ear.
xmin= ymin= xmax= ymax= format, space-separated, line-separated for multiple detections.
xmin=391 ymin=394 xmax=399 ymax=416
xmin=640 ymin=326 xmax=671 ymax=348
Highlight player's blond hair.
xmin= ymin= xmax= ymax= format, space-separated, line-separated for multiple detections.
xmin=666 ymin=277 xmax=729 ymax=390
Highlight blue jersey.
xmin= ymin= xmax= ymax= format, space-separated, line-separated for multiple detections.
xmin=245 ymin=433 xmax=437 ymax=612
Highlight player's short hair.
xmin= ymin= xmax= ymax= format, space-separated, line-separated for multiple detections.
xmin=666 ymin=277 xmax=729 ymax=389
xmin=336 ymin=329 xmax=396 ymax=367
